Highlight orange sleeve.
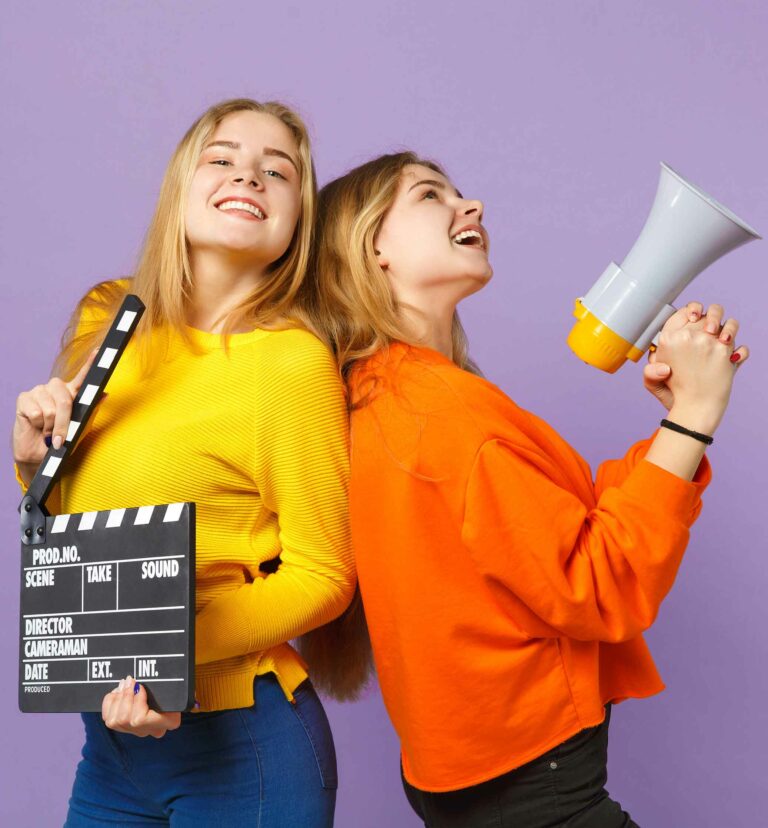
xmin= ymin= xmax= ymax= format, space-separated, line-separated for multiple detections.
xmin=594 ymin=437 xmax=654 ymax=497
xmin=461 ymin=439 xmax=711 ymax=643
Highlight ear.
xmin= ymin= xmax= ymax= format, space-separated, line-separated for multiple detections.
xmin=374 ymin=247 xmax=389 ymax=269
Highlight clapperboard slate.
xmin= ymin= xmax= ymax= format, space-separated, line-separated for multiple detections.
xmin=19 ymin=296 xmax=195 ymax=713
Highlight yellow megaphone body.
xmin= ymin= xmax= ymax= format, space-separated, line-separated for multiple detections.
xmin=568 ymin=163 xmax=761 ymax=373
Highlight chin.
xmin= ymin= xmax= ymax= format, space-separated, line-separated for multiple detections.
xmin=219 ymin=236 xmax=286 ymax=260
xmin=471 ymin=265 xmax=493 ymax=288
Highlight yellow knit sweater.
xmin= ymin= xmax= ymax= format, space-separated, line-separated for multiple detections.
xmin=22 ymin=314 xmax=354 ymax=711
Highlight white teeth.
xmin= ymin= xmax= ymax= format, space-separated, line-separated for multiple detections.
xmin=451 ymin=229 xmax=484 ymax=246
xmin=218 ymin=200 xmax=265 ymax=219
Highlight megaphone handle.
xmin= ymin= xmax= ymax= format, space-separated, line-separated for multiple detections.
xmin=633 ymin=303 xmax=677 ymax=357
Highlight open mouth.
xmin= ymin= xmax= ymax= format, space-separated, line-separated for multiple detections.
xmin=215 ymin=199 xmax=267 ymax=221
xmin=451 ymin=229 xmax=485 ymax=249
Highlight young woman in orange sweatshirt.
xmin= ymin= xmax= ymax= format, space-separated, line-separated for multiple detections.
xmin=306 ymin=152 xmax=750 ymax=827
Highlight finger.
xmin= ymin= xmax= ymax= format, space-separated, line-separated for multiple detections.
xmin=730 ymin=345 xmax=749 ymax=367
xmin=66 ymin=349 xmax=99 ymax=396
xmin=685 ymin=301 xmax=704 ymax=323
xmin=144 ymin=710 xmax=182 ymax=738
xmin=644 ymin=362 xmax=671 ymax=382
xmin=112 ymin=675 xmax=138 ymax=728
xmin=718 ymin=317 xmax=740 ymax=346
xmin=29 ymin=387 xmax=58 ymax=438
xmin=130 ymin=680 xmax=151 ymax=728
xmin=48 ymin=379 xmax=75 ymax=450
xmin=661 ymin=302 xmax=702 ymax=333
xmin=703 ymin=303 xmax=725 ymax=335
xmin=102 ymin=678 xmax=125 ymax=725
xmin=134 ymin=711 xmax=180 ymax=739
xmin=132 ymin=683 xmax=181 ymax=737
xmin=15 ymin=391 xmax=45 ymax=431
xmin=662 ymin=305 xmax=696 ymax=334
xmin=642 ymin=363 xmax=674 ymax=411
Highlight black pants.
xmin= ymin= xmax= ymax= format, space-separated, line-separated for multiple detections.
xmin=401 ymin=705 xmax=639 ymax=828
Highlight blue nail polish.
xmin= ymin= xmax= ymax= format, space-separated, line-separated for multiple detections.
xmin=133 ymin=682 xmax=140 ymax=695
xmin=44 ymin=435 xmax=52 ymax=448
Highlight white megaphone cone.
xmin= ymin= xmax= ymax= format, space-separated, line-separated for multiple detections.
xmin=568 ymin=162 xmax=761 ymax=373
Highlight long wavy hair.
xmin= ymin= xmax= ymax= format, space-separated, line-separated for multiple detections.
xmin=54 ymin=97 xmax=317 ymax=378
xmin=293 ymin=153 xmax=482 ymax=700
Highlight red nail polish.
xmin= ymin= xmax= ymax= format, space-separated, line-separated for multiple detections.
xmin=730 ymin=353 xmax=741 ymax=363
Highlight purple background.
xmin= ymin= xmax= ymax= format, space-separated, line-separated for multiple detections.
xmin=2 ymin=2 xmax=766 ymax=825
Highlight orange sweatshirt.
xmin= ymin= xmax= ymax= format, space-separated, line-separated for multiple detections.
xmin=349 ymin=342 xmax=711 ymax=792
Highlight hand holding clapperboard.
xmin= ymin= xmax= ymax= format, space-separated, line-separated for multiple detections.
xmin=18 ymin=296 xmax=195 ymax=713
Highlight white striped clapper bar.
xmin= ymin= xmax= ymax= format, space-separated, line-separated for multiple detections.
xmin=21 ymin=294 xmax=145 ymax=535
xmin=18 ymin=295 xmax=196 ymax=713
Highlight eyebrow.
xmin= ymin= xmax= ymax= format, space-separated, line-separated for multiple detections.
xmin=204 ymin=141 xmax=299 ymax=173
xmin=407 ymin=178 xmax=462 ymax=198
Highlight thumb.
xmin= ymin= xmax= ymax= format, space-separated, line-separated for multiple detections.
xmin=643 ymin=361 xmax=670 ymax=389
xmin=651 ymin=362 xmax=670 ymax=380
xmin=134 ymin=681 xmax=181 ymax=731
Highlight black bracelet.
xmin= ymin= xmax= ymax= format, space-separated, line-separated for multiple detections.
xmin=659 ymin=419 xmax=714 ymax=446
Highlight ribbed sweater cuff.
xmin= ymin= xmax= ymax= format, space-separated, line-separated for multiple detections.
xmin=14 ymin=463 xmax=29 ymax=494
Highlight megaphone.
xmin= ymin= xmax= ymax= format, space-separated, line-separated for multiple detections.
xmin=568 ymin=162 xmax=761 ymax=373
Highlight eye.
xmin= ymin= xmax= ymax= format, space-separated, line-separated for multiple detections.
xmin=209 ymin=159 xmax=232 ymax=166
xmin=421 ymin=189 xmax=439 ymax=200
xmin=265 ymin=169 xmax=287 ymax=180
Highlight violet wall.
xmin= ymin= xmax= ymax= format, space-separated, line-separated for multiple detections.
xmin=1 ymin=2 xmax=766 ymax=825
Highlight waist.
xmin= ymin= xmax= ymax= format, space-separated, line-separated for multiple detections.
xmin=194 ymin=642 xmax=309 ymax=710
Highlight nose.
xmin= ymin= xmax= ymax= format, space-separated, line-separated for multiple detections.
xmin=459 ymin=198 xmax=484 ymax=222
xmin=232 ymin=171 xmax=264 ymax=190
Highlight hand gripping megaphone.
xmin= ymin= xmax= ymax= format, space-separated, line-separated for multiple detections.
xmin=568 ymin=162 xmax=761 ymax=373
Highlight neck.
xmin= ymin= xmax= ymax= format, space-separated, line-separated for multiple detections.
xmin=398 ymin=300 xmax=456 ymax=361
xmin=186 ymin=248 xmax=269 ymax=332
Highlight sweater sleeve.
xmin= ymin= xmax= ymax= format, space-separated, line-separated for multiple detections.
xmin=194 ymin=335 xmax=356 ymax=664
xmin=461 ymin=437 xmax=711 ymax=643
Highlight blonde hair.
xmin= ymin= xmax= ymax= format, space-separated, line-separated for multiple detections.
xmin=55 ymin=97 xmax=317 ymax=378
xmin=301 ymin=151 xmax=477 ymax=398
xmin=294 ymin=153 xmax=481 ymax=700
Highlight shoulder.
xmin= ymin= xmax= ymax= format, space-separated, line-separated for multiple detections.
xmin=352 ymin=345 xmax=554 ymax=467
xmin=351 ymin=348 xmax=490 ymax=473
xmin=254 ymin=326 xmax=343 ymax=399
xmin=255 ymin=326 xmax=332 ymax=359
xmin=357 ymin=345 xmax=512 ymax=429
xmin=74 ymin=278 xmax=132 ymax=327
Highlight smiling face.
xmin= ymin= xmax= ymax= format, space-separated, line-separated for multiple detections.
xmin=374 ymin=164 xmax=492 ymax=310
xmin=185 ymin=110 xmax=302 ymax=267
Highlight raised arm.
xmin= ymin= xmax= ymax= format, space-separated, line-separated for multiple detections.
xmin=462 ymin=302 xmax=745 ymax=644
xmin=462 ymin=437 xmax=709 ymax=643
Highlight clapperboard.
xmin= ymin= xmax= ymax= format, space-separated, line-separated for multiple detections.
xmin=18 ymin=296 xmax=195 ymax=713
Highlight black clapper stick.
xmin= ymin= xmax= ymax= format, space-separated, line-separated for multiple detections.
xmin=20 ymin=295 xmax=145 ymax=544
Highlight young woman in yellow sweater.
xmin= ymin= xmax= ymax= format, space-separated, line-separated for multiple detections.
xmin=306 ymin=152 xmax=750 ymax=827
xmin=12 ymin=99 xmax=363 ymax=826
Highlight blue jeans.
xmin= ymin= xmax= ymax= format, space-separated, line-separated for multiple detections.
xmin=65 ymin=675 xmax=337 ymax=827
